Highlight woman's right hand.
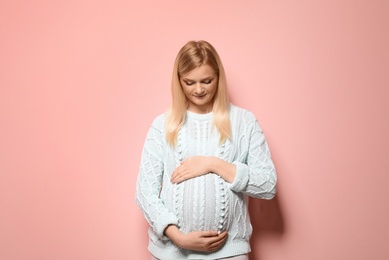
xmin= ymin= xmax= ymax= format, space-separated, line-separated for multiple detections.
xmin=164 ymin=225 xmax=228 ymax=252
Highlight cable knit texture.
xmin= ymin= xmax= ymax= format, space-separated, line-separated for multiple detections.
xmin=136 ymin=104 xmax=277 ymax=260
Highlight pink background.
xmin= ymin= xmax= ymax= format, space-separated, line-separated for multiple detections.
xmin=1 ymin=0 xmax=388 ymax=259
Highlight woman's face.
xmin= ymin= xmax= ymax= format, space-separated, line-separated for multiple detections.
xmin=179 ymin=64 xmax=218 ymax=114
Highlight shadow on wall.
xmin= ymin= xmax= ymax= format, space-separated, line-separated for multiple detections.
xmin=249 ymin=193 xmax=284 ymax=260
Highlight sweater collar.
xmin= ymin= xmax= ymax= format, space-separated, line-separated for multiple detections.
xmin=186 ymin=110 xmax=213 ymax=121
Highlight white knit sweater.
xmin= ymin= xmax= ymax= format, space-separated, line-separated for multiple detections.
xmin=136 ymin=104 xmax=277 ymax=260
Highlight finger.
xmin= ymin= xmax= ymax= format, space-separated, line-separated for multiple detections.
xmin=208 ymin=237 xmax=227 ymax=252
xmin=218 ymin=231 xmax=228 ymax=238
xmin=208 ymin=243 xmax=224 ymax=252
xmin=171 ymin=169 xmax=177 ymax=180
xmin=176 ymin=170 xmax=192 ymax=183
xmin=199 ymin=230 xmax=219 ymax=237
xmin=206 ymin=236 xmax=224 ymax=245
xmin=209 ymin=234 xmax=228 ymax=249
xmin=214 ymin=231 xmax=228 ymax=239
xmin=207 ymin=246 xmax=219 ymax=252
xmin=174 ymin=173 xmax=185 ymax=183
xmin=171 ymin=168 xmax=181 ymax=183
xmin=172 ymin=175 xmax=185 ymax=184
xmin=207 ymin=231 xmax=228 ymax=244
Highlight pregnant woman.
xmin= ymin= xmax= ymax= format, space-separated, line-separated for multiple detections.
xmin=136 ymin=40 xmax=277 ymax=260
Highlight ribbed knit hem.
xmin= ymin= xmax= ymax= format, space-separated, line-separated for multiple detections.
xmin=229 ymin=162 xmax=249 ymax=192
xmin=154 ymin=211 xmax=179 ymax=239
xmin=148 ymin=239 xmax=250 ymax=260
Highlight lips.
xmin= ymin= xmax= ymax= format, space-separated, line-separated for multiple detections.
xmin=194 ymin=93 xmax=207 ymax=98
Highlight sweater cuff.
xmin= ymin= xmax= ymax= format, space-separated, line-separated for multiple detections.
xmin=155 ymin=212 xmax=179 ymax=239
xmin=228 ymin=162 xmax=249 ymax=192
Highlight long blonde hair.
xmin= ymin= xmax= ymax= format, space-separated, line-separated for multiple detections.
xmin=166 ymin=40 xmax=231 ymax=147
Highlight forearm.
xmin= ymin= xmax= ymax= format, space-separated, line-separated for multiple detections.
xmin=208 ymin=156 xmax=236 ymax=183
xmin=164 ymin=225 xmax=182 ymax=244
xmin=136 ymin=178 xmax=179 ymax=237
xmin=229 ymin=161 xmax=276 ymax=199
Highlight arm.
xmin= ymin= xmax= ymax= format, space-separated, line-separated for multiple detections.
xmin=135 ymin=120 xmax=179 ymax=238
xmin=228 ymin=118 xmax=277 ymax=199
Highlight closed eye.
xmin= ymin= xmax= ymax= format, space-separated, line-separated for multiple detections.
xmin=184 ymin=81 xmax=194 ymax=86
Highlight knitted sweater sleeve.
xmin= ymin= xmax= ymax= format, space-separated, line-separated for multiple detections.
xmin=229 ymin=113 xmax=277 ymax=199
xmin=136 ymin=117 xmax=179 ymax=238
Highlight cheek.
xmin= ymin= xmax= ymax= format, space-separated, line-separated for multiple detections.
xmin=179 ymin=82 xmax=188 ymax=95
xmin=209 ymin=83 xmax=218 ymax=94
xmin=182 ymin=87 xmax=192 ymax=98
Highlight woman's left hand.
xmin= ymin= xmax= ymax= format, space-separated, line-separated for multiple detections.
xmin=171 ymin=156 xmax=212 ymax=183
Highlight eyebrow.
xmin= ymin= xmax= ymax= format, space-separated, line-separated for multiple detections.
xmin=182 ymin=76 xmax=214 ymax=82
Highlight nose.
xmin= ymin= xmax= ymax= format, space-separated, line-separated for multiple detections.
xmin=194 ymin=83 xmax=205 ymax=94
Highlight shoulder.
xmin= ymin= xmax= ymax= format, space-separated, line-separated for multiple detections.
xmin=151 ymin=113 xmax=166 ymax=128
xmin=229 ymin=104 xmax=257 ymax=123
xmin=229 ymin=104 xmax=264 ymax=134
xmin=146 ymin=113 xmax=167 ymax=135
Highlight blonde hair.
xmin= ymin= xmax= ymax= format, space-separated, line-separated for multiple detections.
xmin=166 ymin=40 xmax=231 ymax=147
